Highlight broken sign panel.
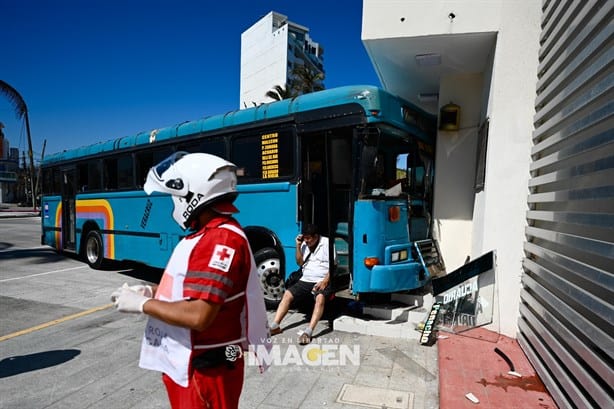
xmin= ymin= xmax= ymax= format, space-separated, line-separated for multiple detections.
xmin=432 ymin=251 xmax=496 ymax=333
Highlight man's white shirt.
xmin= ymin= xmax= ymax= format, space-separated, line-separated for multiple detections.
xmin=300 ymin=236 xmax=336 ymax=283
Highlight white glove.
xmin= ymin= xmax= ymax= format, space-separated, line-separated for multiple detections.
xmin=110 ymin=283 xmax=153 ymax=302
xmin=127 ymin=283 xmax=153 ymax=298
xmin=112 ymin=283 xmax=151 ymax=313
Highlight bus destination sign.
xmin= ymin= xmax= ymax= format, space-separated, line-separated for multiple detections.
xmin=261 ymin=132 xmax=279 ymax=179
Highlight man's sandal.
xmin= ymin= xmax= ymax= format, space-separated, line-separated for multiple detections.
xmin=298 ymin=333 xmax=312 ymax=345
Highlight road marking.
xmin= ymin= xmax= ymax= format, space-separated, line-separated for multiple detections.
xmin=0 ymin=303 xmax=114 ymax=342
xmin=0 ymin=265 xmax=88 ymax=283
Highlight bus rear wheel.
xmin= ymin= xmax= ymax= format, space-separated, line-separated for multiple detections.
xmin=254 ymin=247 xmax=284 ymax=309
xmin=84 ymin=230 xmax=105 ymax=269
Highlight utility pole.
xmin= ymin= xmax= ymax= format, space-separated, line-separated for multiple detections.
xmin=21 ymin=152 xmax=28 ymax=203
xmin=35 ymin=139 xmax=46 ymax=202
xmin=24 ymin=111 xmax=36 ymax=210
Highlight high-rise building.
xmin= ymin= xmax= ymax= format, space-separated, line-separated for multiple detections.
xmin=0 ymin=123 xmax=20 ymax=203
xmin=240 ymin=11 xmax=324 ymax=109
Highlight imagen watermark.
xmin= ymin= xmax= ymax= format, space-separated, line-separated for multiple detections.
xmin=247 ymin=339 xmax=360 ymax=368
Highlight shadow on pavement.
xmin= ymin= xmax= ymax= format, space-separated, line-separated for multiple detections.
xmin=0 ymin=246 xmax=66 ymax=265
xmin=116 ymin=261 xmax=164 ymax=284
xmin=0 ymin=349 xmax=81 ymax=378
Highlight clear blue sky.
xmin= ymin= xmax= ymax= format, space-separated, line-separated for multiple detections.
xmin=1 ymin=0 xmax=380 ymax=162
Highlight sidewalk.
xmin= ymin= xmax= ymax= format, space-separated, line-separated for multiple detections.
xmin=437 ymin=327 xmax=558 ymax=408
xmin=329 ymin=298 xmax=558 ymax=409
xmin=0 ymin=203 xmax=40 ymax=218
xmin=245 ymin=305 xmax=440 ymax=409
xmin=251 ymin=298 xmax=558 ymax=409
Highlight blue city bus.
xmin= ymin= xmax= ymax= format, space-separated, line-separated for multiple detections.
xmin=40 ymin=85 xmax=439 ymax=307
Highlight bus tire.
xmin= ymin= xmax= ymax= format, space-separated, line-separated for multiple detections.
xmin=84 ymin=230 xmax=105 ymax=269
xmin=254 ymin=247 xmax=284 ymax=310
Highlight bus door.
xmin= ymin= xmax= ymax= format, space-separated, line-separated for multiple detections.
xmin=60 ymin=167 xmax=77 ymax=250
xmin=299 ymin=133 xmax=326 ymax=228
xmin=299 ymin=129 xmax=353 ymax=289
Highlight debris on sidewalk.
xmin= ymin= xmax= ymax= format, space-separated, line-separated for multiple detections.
xmin=494 ymin=346 xmax=522 ymax=377
xmin=465 ymin=392 xmax=480 ymax=404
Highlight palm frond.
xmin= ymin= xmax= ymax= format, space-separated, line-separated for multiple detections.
xmin=265 ymin=84 xmax=294 ymax=101
xmin=0 ymin=80 xmax=28 ymax=119
xmin=265 ymin=90 xmax=282 ymax=101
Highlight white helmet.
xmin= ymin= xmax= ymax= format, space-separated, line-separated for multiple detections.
xmin=144 ymin=151 xmax=238 ymax=229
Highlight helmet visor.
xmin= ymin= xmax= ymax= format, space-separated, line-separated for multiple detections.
xmin=153 ymin=151 xmax=188 ymax=180
xmin=144 ymin=151 xmax=190 ymax=196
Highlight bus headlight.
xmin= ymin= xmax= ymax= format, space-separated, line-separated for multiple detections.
xmin=364 ymin=257 xmax=380 ymax=269
xmin=390 ymin=249 xmax=408 ymax=263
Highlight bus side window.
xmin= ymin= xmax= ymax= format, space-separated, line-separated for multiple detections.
xmin=178 ymin=138 xmax=227 ymax=159
xmin=103 ymin=157 xmax=118 ymax=190
xmin=231 ymin=135 xmax=259 ymax=179
xmin=395 ymin=153 xmax=409 ymax=192
xmin=42 ymin=168 xmax=57 ymax=195
xmin=135 ymin=151 xmax=152 ymax=188
xmin=201 ymin=138 xmax=226 ymax=159
xmin=88 ymin=161 xmax=102 ymax=191
xmin=78 ymin=163 xmax=88 ymax=192
xmin=117 ymin=155 xmax=134 ymax=189
xmin=176 ymin=141 xmax=201 ymax=153
xmin=410 ymin=154 xmax=426 ymax=198
xmin=135 ymin=148 xmax=173 ymax=188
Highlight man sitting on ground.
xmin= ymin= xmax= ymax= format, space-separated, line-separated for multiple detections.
xmin=269 ymin=224 xmax=335 ymax=345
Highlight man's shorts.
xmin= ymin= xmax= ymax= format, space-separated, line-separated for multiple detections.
xmin=288 ymin=280 xmax=333 ymax=306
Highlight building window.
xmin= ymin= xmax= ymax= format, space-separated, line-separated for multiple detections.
xmin=474 ymin=118 xmax=489 ymax=192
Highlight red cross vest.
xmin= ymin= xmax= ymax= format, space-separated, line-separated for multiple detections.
xmin=138 ymin=223 xmax=270 ymax=387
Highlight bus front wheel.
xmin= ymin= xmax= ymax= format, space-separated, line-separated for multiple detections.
xmin=254 ymin=247 xmax=284 ymax=309
xmin=84 ymin=230 xmax=105 ymax=269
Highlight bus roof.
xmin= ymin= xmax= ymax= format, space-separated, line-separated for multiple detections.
xmin=43 ymin=85 xmax=435 ymax=165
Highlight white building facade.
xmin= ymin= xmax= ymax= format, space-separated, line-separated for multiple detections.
xmin=362 ymin=0 xmax=542 ymax=339
xmin=362 ymin=1 xmax=613 ymax=408
xmin=240 ymin=11 xmax=324 ymax=109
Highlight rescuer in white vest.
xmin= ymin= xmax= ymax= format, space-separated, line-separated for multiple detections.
xmin=111 ymin=151 xmax=269 ymax=409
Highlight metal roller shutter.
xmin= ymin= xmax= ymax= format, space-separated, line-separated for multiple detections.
xmin=521 ymin=1 xmax=614 ymax=408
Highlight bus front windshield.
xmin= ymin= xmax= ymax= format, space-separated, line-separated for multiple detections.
xmin=358 ymin=133 xmax=413 ymax=199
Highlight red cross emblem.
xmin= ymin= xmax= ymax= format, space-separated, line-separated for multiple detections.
xmin=209 ymin=244 xmax=236 ymax=272
xmin=216 ymin=247 xmax=232 ymax=261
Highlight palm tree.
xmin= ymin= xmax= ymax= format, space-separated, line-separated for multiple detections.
xmin=290 ymin=64 xmax=325 ymax=95
xmin=0 ymin=80 xmax=36 ymax=209
xmin=265 ymin=84 xmax=295 ymax=102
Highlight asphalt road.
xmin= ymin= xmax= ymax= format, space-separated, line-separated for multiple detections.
xmin=0 ymin=216 xmax=172 ymax=409
xmin=0 ymin=217 xmax=439 ymax=409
